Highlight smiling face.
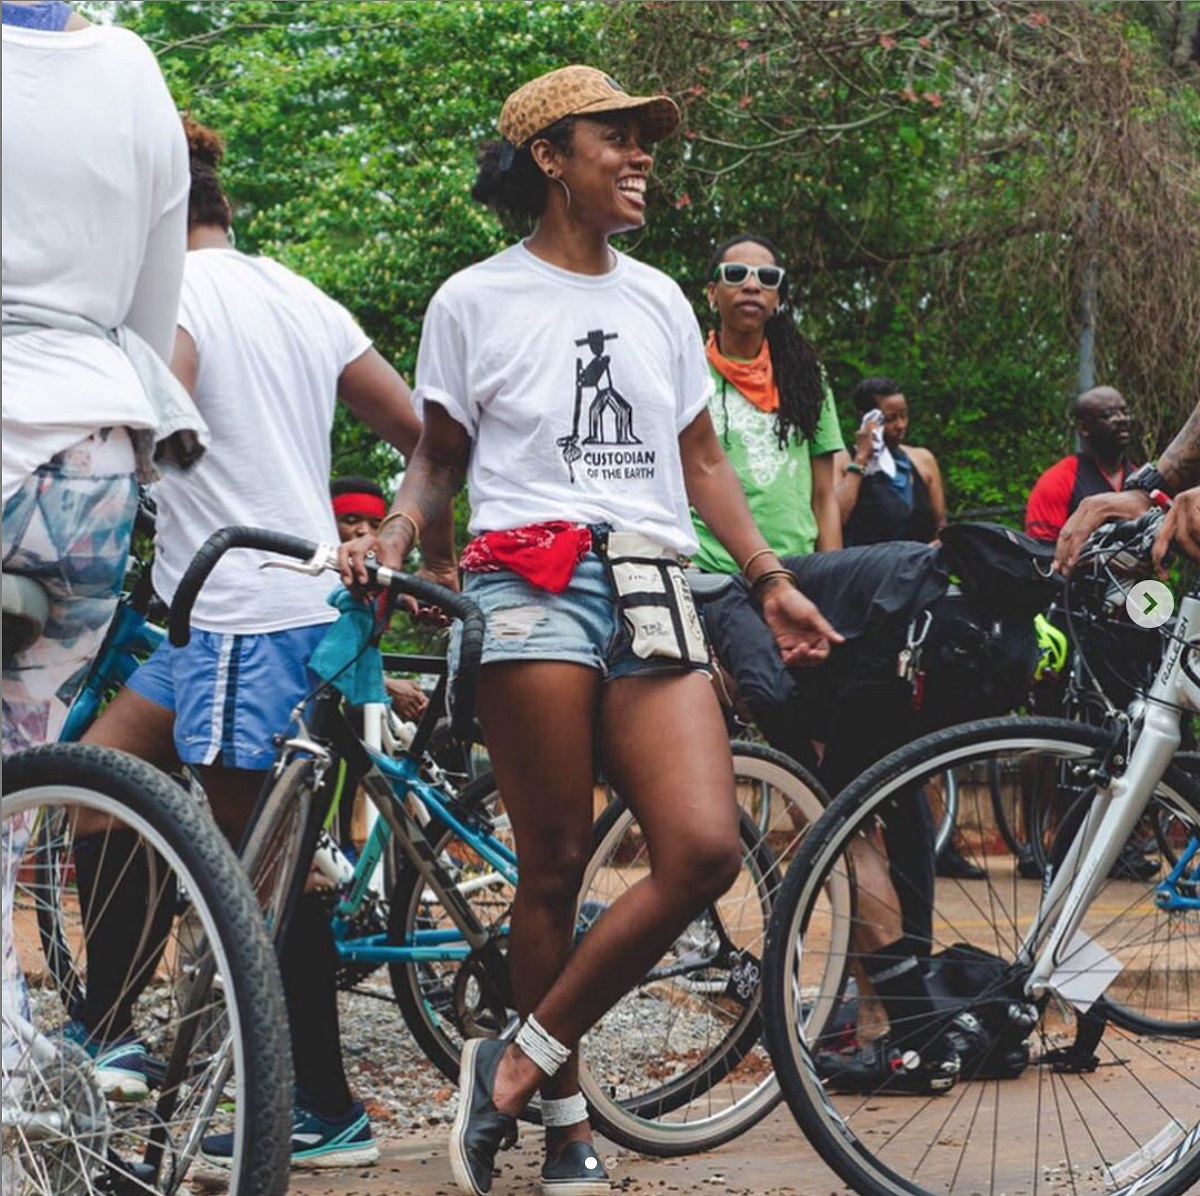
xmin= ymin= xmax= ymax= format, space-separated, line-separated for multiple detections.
xmin=706 ymin=240 xmax=782 ymax=342
xmin=876 ymin=393 xmax=909 ymax=449
xmin=536 ymin=114 xmax=654 ymax=236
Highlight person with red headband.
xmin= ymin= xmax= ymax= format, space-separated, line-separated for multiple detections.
xmin=330 ymin=474 xmax=428 ymax=721
xmin=331 ymin=474 xmax=389 ymax=540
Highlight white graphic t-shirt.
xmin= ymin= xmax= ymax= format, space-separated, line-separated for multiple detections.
xmin=413 ymin=243 xmax=712 ymax=555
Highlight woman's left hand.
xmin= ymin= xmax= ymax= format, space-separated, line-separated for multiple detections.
xmin=759 ymin=581 xmax=844 ymax=666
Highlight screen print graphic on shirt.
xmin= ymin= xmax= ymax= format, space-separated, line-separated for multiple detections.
xmin=556 ymin=329 xmax=656 ymax=485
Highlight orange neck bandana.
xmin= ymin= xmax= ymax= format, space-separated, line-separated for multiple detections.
xmin=706 ymin=331 xmax=778 ymax=413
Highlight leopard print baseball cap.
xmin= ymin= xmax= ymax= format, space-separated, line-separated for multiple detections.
xmin=498 ymin=65 xmax=680 ymax=147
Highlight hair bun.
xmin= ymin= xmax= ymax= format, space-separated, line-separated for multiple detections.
xmin=182 ymin=115 xmax=224 ymax=168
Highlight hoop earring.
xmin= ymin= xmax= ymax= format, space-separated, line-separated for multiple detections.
xmin=547 ymin=173 xmax=572 ymax=211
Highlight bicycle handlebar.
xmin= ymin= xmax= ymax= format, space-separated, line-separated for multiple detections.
xmin=168 ymin=525 xmax=484 ymax=741
xmin=1082 ymin=508 xmax=1168 ymax=576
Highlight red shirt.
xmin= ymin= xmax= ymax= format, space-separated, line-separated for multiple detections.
xmin=1025 ymin=453 xmax=1137 ymax=542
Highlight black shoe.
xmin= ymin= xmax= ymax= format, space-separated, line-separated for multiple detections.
xmin=936 ymin=842 xmax=986 ymax=880
xmin=948 ymin=1010 xmax=1032 ymax=1081
xmin=1016 ymin=846 xmax=1043 ymax=880
xmin=1109 ymin=840 xmax=1160 ymax=882
xmin=540 ymin=1140 xmax=611 ymax=1196
xmin=814 ymin=1033 xmax=960 ymax=1096
xmin=450 ymin=1038 xmax=518 ymax=1196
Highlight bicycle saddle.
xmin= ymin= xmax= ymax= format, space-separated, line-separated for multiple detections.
xmin=2 ymin=571 xmax=50 ymax=658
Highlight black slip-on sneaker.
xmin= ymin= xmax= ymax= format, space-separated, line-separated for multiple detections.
xmin=450 ymin=1037 xmax=518 ymax=1196
xmin=540 ymin=1140 xmax=612 ymax=1196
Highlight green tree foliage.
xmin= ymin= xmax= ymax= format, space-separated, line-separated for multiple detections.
xmin=109 ymin=0 xmax=1198 ymax=521
xmin=601 ymin=1 xmax=1200 ymax=515
xmin=111 ymin=0 xmax=603 ymax=483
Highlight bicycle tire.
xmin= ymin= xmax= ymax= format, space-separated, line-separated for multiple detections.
xmin=389 ymin=743 xmax=829 ymax=1156
xmin=237 ymin=756 xmax=321 ymax=948
xmin=4 ymin=744 xmax=291 ymax=1196
xmin=386 ymin=771 xmax=518 ymax=1083
xmin=762 ymin=716 xmax=1200 ymax=1196
xmin=577 ymin=743 xmax=828 ymax=1155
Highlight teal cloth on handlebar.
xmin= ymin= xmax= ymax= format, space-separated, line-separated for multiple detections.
xmin=308 ymin=588 xmax=388 ymax=705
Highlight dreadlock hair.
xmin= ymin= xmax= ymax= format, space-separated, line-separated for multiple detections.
xmin=707 ymin=234 xmax=826 ymax=450
xmin=181 ymin=115 xmax=231 ymax=233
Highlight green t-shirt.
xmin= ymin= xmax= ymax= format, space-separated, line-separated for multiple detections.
xmin=691 ymin=365 xmax=845 ymax=573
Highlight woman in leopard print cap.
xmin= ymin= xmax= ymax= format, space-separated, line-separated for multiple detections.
xmin=339 ymin=64 xmax=840 ymax=1196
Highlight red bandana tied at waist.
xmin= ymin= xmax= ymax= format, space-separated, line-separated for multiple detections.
xmin=706 ymin=330 xmax=778 ymax=414
xmin=460 ymin=522 xmax=593 ymax=593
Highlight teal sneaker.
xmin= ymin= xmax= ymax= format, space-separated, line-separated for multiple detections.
xmin=200 ymin=1097 xmax=379 ymax=1171
xmin=63 ymin=1019 xmax=148 ymax=1101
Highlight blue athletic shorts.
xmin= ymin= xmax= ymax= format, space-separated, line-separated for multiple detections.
xmin=128 ymin=622 xmax=331 ymax=769
xmin=448 ymin=553 xmax=704 ymax=682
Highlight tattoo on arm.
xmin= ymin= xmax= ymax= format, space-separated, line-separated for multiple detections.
xmin=1159 ymin=403 xmax=1200 ymax=492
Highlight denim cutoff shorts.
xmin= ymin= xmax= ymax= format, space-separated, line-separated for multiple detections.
xmin=448 ymin=553 xmax=706 ymax=682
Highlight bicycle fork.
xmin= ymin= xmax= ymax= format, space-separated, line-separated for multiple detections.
xmin=1024 ymin=699 xmax=1180 ymax=1001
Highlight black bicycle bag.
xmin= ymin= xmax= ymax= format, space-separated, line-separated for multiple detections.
xmin=938 ymin=522 xmax=1060 ymax=619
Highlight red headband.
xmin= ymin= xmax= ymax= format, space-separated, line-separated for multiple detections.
xmin=332 ymin=492 xmax=387 ymax=520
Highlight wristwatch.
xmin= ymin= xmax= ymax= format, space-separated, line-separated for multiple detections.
xmin=1122 ymin=462 xmax=1174 ymax=508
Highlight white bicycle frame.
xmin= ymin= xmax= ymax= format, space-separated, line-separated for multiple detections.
xmin=1025 ymin=592 xmax=1200 ymax=999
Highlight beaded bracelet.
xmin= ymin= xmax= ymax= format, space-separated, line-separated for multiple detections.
xmin=846 ymin=462 xmax=866 ymax=476
xmin=378 ymin=509 xmax=421 ymax=546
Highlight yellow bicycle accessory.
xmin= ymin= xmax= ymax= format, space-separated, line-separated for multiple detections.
xmin=1033 ymin=613 xmax=1068 ymax=681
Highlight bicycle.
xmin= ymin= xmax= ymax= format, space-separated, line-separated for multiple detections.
xmin=761 ymin=509 xmax=1199 ymax=1196
xmin=3 ymin=567 xmax=291 ymax=1194
xmin=168 ymin=524 xmax=830 ymax=1156
xmin=58 ymin=495 xmax=166 ymax=747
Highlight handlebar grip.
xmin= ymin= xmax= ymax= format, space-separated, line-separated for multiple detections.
xmin=167 ymin=524 xmax=485 ymax=740
xmin=169 ymin=526 xmax=320 ymax=645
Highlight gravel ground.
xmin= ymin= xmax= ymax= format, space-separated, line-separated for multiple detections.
xmin=336 ymin=972 xmax=461 ymax=1133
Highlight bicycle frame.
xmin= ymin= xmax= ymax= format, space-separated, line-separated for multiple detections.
xmin=1025 ymin=590 xmax=1200 ymax=997
xmin=272 ymin=695 xmax=518 ymax=975
xmin=59 ymin=576 xmax=164 ymax=743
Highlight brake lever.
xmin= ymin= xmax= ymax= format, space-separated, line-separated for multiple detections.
xmin=259 ymin=544 xmax=339 ymax=575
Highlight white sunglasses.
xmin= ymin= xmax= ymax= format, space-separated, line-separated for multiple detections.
xmin=713 ymin=262 xmax=786 ymax=290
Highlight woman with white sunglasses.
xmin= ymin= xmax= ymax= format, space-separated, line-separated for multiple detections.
xmin=692 ymin=233 xmax=845 ymax=767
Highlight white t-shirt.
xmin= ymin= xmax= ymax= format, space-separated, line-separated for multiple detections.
xmin=413 ymin=243 xmax=712 ymax=555
xmin=151 ymin=250 xmax=372 ymax=633
xmin=2 ymin=23 xmax=189 ymax=503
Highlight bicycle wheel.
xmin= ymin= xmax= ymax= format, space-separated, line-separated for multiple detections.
xmin=1044 ymin=763 xmax=1200 ymax=1037
xmin=3 ymin=744 xmax=291 ymax=1195
xmin=763 ymin=716 xmax=1200 ymax=1196
xmin=387 ymin=772 xmax=518 ymax=1083
xmin=577 ymin=742 xmax=828 ymax=1156
xmin=389 ymin=745 xmax=829 ymax=1155
xmin=238 ymin=756 xmax=320 ymax=945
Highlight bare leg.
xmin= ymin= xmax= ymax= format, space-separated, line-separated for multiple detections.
xmin=475 ymin=661 xmax=601 ymax=1155
xmin=78 ymin=688 xmax=178 ymax=835
xmin=481 ymin=670 xmax=743 ymax=1128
